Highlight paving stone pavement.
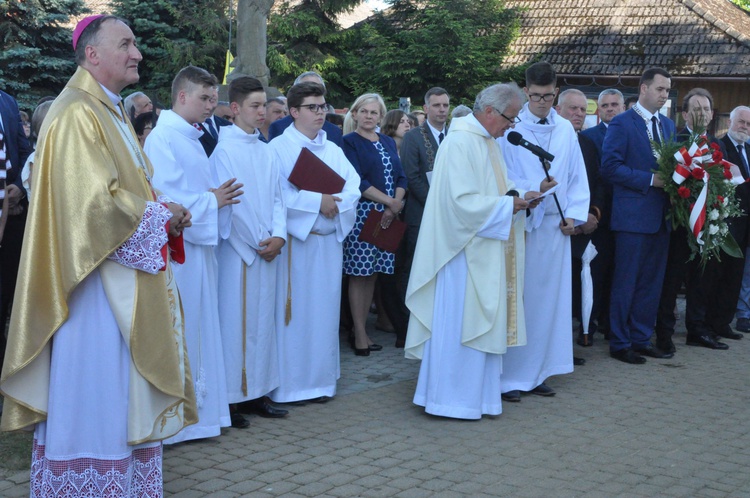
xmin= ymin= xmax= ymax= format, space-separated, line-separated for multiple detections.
xmin=3 ymin=300 xmax=750 ymax=497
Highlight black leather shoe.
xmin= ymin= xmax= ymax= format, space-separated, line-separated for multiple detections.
xmin=610 ymin=348 xmax=646 ymax=364
xmin=576 ymin=333 xmax=593 ymax=347
xmin=242 ymin=399 xmax=288 ymax=418
xmin=735 ymin=318 xmax=750 ymax=332
xmin=502 ymin=390 xmax=521 ymax=402
xmin=573 ymin=356 xmax=586 ymax=366
xmin=527 ymin=383 xmax=556 ymax=396
xmin=308 ymin=396 xmax=333 ymax=404
xmin=354 ymin=347 xmax=370 ymax=356
xmin=368 ymin=344 xmax=383 ymax=351
xmin=634 ymin=344 xmax=673 ymax=359
xmin=686 ymin=334 xmax=729 ymax=350
xmin=231 ymin=412 xmax=250 ymax=428
xmin=715 ymin=327 xmax=743 ymax=340
xmin=656 ymin=339 xmax=676 ymax=355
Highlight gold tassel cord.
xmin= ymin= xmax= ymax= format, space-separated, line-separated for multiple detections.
xmin=241 ymin=262 xmax=248 ymax=397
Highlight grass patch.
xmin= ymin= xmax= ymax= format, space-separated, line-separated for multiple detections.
xmin=0 ymin=430 xmax=32 ymax=472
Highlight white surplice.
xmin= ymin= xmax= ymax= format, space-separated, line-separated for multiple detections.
xmin=145 ymin=110 xmax=231 ymax=442
xmin=498 ymin=105 xmax=590 ymax=392
xmin=266 ymin=124 xmax=360 ymax=403
xmin=406 ymin=115 xmax=526 ymax=419
xmin=211 ymin=125 xmax=286 ymax=402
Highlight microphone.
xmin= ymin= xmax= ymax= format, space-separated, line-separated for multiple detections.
xmin=507 ymin=131 xmax=555 ymax=162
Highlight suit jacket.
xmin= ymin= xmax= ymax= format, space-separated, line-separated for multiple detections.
xmin=571 ymin=133 xmax=606 ymax=259
xmin=581 ymin=121 xmax=607 ymax=157
xmin=0 ymin=90 xmax=32 ymax=191
xmin=720 ymin=134 xmax=750 ymax=247
xmin=401 ymin=122 xmax=444 ymax=227
xmin=198 ymin=114 xmax=233 ymax=157
xmin=267 ymin=115 xmax=343 ymax=147
xmin=601 ymin=108 xmax=676 ymax=234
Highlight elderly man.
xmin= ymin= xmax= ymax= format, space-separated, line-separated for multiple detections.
xmin=405 ymin=82 xmax=539 ymax=420
xmin=724 ymin=106 xmax=750 ymax=334
xmin=555 ymin=89 xmax=606 ymax=356
xmin=0 ymin=15 xmax=195 ymax=496
xmin=123 ymin=90 xmax=152 ymax=119
xmin=259 ymin=96 xmax=288 ymax=141
xmin=499 ymin=63 xmax=590 ymax=401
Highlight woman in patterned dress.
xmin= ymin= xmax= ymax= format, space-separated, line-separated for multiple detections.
xmin=342 ymin=94 xmax=408 ymax=356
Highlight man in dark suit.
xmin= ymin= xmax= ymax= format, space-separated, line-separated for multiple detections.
xmin=399 ymin=87 xmax=449 ymax=303
xmin=581 ymin=89 xmax=623 ymax=343
xmin=556 ymin=89 xmax=606 ymax=355
xmin=197 ymin=86 xmax=233 ymax=157
xmin=658 ymin=89 xmax=736 ymax=351
xmin=267 ymin=71 xmax=343 ymax=147
xmin=600 ymin=67 xmax=676 ymax=364
xmin=681 ymin=95 xmax=747 ymax=349
xmin=724 ymin=106 xmax=750 ymax=334
xmin=0 ymin=89 xmax=33 ymax=375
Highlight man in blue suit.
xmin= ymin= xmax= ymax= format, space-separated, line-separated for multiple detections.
xmin=0 ymin=89 xmax=32 ymax=376
xmin=600 ymin=67 xmax=676 ymax=364
xmin=267 ymin=71 xmax=343 ymax=147
xmin=582 ymin=88 xmax=624 ymax=156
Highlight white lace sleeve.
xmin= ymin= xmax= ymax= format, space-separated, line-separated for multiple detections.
xmin=108 ymin=201 xmax=171 ymax=274
xmin=157 ymin=194 xmax=175 ymax=204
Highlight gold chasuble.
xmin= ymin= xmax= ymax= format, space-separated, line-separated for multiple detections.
xmin=0 ymin=67 xmax=196 ymax=443
xmin=404 ymin=116 xmax=527 ymax=359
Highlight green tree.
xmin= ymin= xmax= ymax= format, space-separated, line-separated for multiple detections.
xmin=111 ymin=0 xmax=231 ymax=104
xmin=0 ymin=0 xmax=89 ymax=111
xmin=267 ymin=0 xmax=365 ymax=105
xmin=340 ymin=0 xmax=521 ymax=106
xmin=730 ymin=0 xmax=750 ymax=12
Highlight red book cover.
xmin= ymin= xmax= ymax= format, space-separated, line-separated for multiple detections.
xmin=358 ymin=210 xmax=406 ymax=253
xmin=288 ymin=147 xmax=346 ymax=195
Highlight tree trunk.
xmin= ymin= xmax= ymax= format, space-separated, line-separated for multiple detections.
xmin=232 ymin=0 xmax=274 ymax=87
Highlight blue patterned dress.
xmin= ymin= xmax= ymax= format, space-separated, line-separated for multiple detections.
xmin=344 ymin=141 xmax=396 ymax=276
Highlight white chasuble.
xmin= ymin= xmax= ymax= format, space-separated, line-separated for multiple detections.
xmin=405 ymin=115 xmax=526 ymax=419
xmin=146 ymin=110 xmax=231 ymax=442
xmin=267 ymin=124 xmax=360 ymax=402
xmin=498 ymin=105 xmax=590 ymax=392
xmin=211 ymin=125 xmax=287 ymax=402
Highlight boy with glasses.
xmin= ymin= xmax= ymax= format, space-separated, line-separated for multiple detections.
xmin=267 ymin=82 xmax=360 ymax=404
xmin=497 ymin=62 xmax=590 ymax=401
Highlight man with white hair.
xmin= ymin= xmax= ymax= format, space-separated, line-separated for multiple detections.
xmin=267 ymin=71 xmax=343 ymax=145
xmin=405 ymin=82 xmax=540 ymax=420
xmin=725 ymin=106 xmax=750 ymax=334
xmin=123 ymin=90 xmax=152 ymax=120
xmin=555 ymin=89 xmax=606 ymax=355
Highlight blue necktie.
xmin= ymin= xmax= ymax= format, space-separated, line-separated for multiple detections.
xmin=205 ymin=119 xmax=218 ymax=141
xmin=651 ymin=116 xmax=661 ymax=145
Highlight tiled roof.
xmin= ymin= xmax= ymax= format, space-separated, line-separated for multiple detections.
xmin=501 ymin=0 xmax=750 ymax=77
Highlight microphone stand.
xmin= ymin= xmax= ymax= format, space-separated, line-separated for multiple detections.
xmin=539 ymin=156 xmax=566 ymax=224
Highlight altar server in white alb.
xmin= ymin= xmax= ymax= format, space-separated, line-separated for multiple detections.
xmin=405 ymin=82 xmax=537 ymax=420
xmin=212 ymin=76 xmax=290 ymax=419
xmin=498 ymin=62 xmax=590 ymax=401
xmin=146 ymin=65 xmax=244 ymax=440
xmin=267 ymin=81 xmax=360 ymax=403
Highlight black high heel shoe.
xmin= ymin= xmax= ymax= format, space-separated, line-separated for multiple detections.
xmin=368 ymin=344 xmax=383 ymax=351
xmin=354 ymin=347 xmax=370 ymax=356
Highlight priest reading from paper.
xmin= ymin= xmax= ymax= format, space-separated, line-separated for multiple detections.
xmin=267 ymin=81 xmax=360 ymax=404
xmin=404 ymin=82 xmax=542 ymax=420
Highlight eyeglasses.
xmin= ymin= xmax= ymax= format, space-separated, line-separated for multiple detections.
xmin=528 ymin=93 xmax=556 ymax=102
xmin=494 ymin=109 xmax=521 ymax=124
xmin=298 ymin=104 xmax=328 ymax=113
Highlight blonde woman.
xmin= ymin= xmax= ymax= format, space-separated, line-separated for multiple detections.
xmin=342 ymin=94 xmax=407 ymax=355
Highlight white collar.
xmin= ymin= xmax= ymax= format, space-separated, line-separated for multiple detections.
xmin=634 ymin=102 xmax=659 ymax=122
xmin=465 ymin=114 xmax=491 ymax=138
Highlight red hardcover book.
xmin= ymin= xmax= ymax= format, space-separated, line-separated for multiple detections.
xmin=358 ymin=210 xmax=407 ymax=253
xmin=287 ymin=147 xmax=346 ymax=195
